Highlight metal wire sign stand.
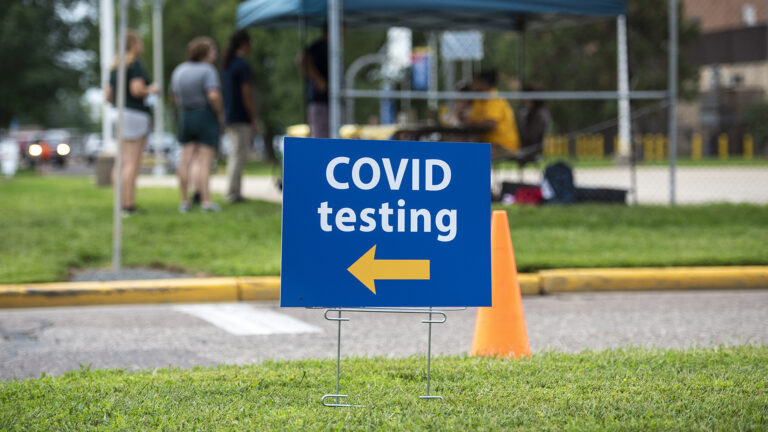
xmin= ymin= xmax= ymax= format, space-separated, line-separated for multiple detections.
xmin=319 ymin=307 xmax=464 ymax=407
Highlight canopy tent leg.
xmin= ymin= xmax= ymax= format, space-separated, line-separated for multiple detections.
xmin=668 ymin=0 xmax=678 ymax=205
xmin=428 ymin=32 xmax=439 ymax=112
xmin=617 ymin=15 xmax=631 ymax=161
xmin=328 ymin=0 xmax=342 ymax=138
xmin=152 ymin=0 xmax=166 ymax=176
xmin=99 ymin=0 xmax=115 ymax=155
xmin=517 ymin=30 xmax=525 ymax=90
xmin=113 ymin=0 xmax=129 ymax=270
xmin=299 ymin=16 xmax=307 ymax=125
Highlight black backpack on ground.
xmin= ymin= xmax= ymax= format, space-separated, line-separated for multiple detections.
xmin=543 ymin=161 xmax=575 ymax=204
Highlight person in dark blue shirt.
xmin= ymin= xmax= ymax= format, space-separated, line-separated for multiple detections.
xmin=297 ymin=25 xmax=329 ymax=138
xmin=222 ymin=30 xmax=257 ymax=203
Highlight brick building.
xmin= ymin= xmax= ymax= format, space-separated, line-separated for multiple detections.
xmin=679 ymin=0 xmax=768 ymax=153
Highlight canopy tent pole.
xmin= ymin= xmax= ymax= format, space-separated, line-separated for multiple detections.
xmin=299 ymin=16 xmax=307 ymax=125
xmin=517 ymin=18 xmax=525 ymax=90
xmin=113 ymin=0 xmax=128 ymax=270
xmin=428 ymin=32 xmax=439 ymax=112
xmin=152 ymin=0 xmax=166 ymax=176
xmin=617 ymin=15 xmax=631 ymax=160
xmin=443 ymin=57 xmax=455 ymax=99
xmin=328 ymin=0 xmax=342 ymax=138
xmin=668 ymin=0 xmax=678 ymax=205
xmin=99 ymin=0 xmax=115 ymax=154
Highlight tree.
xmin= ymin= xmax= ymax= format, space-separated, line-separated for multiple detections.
xmin=483 ymin=0 xmax=699 ymax=132
xmin=0 ymin=0 xmax=98 ymax=128
xmin=149 ymin=0 xmax=386 ymax=159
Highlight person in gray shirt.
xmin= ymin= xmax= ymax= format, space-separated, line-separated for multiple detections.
xmin=170 ymin=36 xmax=223 ymax=213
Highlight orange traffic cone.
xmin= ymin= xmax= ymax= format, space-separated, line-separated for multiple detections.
xmin=470 ymin=210 xmax=531 ymax=358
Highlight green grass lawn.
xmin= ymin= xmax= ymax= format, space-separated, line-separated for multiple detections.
xmin=1 ymin=176 xmax=767 ymax=284
xmin=216 ymin=159 xmax=280 ymax=176
xmin=1 ymin=346 xmax=766 ymax=430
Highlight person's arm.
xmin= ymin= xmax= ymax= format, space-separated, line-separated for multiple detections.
xmin=463 ymin=99 xmax=504 ymax=131
xmin=204 ymin=65 xmax=224 ymax=124
xmin=466 ymin=118 xmax=497 ymax=129
xmin=297 ymin=50 xmax=326 ymax=92
xmin=238 ymin=63 xmax=258 ymax=133
xmin=207 ymin=89 xmax=223 ymax=116
xmin=129 ymin=63 xmax=159 ymax=99
xmin=105 ymin=85 xmax=114 ymax=104
xmin=241 ymin=81 xmax=258 ymax=133
xmin=461 ymin=104 xmax=496 ymax=130
xmin=523 ymin=110 xmax=549 ymax=148
xmin=129 ymin=78 xmax=159 ymax=100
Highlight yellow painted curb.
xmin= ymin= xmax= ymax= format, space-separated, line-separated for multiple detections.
xmin=540 ymin=267 xmax=768 ymax=293
xmin=237 ymin=276 xmax=281 ymax=301
xmin=2 ymin=267 xmax=767 ymax=309
xmin=517 ymin=274 xmax=541 ymax=295
xmin=0 ymin=278 xmax=239 ymax=308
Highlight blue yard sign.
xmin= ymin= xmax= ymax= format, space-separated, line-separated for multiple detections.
xmin=280 ymin=137 xmax=490 ymax=307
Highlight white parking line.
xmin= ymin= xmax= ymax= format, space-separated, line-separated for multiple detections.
xmin=173 ymin=304 xmax=322 ymax=336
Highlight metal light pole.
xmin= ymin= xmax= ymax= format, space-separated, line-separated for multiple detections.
xmin=152 ymin=0 xmax=166 ymax=176
xmin=617 ymin=15 xmax=631 ymax=160
xmin=328 ymin=0 xmax=342 ymax=139
xmin=99 ymin=0 xmax=115 ymax=154
xmin=668 ymin=0 xmax=678 ymax=205
xmin=113 ymin=0 xmax=129 ymax=270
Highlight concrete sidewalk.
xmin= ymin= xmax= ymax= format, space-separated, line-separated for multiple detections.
xmin=137 ymin=165 xmax=768 ymax=205
xmin=2 ymin=267 xmax=766 ymax=309
xmin=137 ymin=174 xmax=283 ymax=203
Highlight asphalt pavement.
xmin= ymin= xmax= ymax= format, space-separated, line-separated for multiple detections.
xmin=2 ymin=289 xmax=766 ymax=380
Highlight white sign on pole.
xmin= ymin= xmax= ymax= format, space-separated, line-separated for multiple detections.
xmin=383 ymin=27 xmax=412 ymax=80
xmin=440 ymin=31 xmax=484 ymax=61
xmin=0 ymin=139 xmax=19 ymax=178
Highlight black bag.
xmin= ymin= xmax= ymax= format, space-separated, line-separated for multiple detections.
xmin=543 ymin=161 xmax=575 ymax=204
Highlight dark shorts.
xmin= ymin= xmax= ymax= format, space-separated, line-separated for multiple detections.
xmin=178 ymin=107 xmax=219 ymax=149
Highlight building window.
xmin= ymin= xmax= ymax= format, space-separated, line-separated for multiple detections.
xmin=742 ymin=4 xmax=757 ymax=26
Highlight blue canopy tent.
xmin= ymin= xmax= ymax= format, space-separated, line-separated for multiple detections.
xmin=235 ymin=0 xmax=679 ymax=203
xmin=236 ymin=0 xmax=626 ymax=30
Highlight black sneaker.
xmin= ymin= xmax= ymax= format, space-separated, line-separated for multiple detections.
xmin=122 ymin=205 xmax=145 ymax=214
xmin=121 ymin=206 xmax=137 ymax=218
xmin=191 ymin=192 xmax=201 ymax=205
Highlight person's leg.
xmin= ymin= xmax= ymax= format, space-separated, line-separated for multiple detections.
xmin=121 ymin=137 xmax=145 ymax=209
xmin=314 ymin=103 xmax=330 ymax=138
xmin=225 ymin=124 xmax=249 ymax=201
xmin=308 ymin=103 xmax=331 ymax=139
xmin=196 ymin=144 xmax=217 ymax=205
xmin=177 ymin=143 xmax=197 ymax=204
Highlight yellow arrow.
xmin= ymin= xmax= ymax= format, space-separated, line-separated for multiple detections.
xmin=347 ymin=245 xmax=430 ymax=294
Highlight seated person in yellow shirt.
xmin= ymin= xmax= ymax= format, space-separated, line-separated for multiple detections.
xmin=460 ymin=70 xmax=521 ymax=159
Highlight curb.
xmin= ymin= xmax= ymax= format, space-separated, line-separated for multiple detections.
xmin=1 ymin=267 xmax=767 ymax=309
xmin=539 ymin=267 xmax=768 ymax=293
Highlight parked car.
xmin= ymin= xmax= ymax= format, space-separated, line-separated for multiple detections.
xmin=84 ymin=133 xmax=103 ymax=164
xmin=146 ymin=132 xmax=179 ymax=154
xmin=22 ymin=130 xmax=71 ymax=168
xmin=146 ymin=132 xmax=181 ymax=173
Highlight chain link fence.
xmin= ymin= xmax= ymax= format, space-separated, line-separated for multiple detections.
xmin=336 ymin=26 xmax=768 ymax=206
